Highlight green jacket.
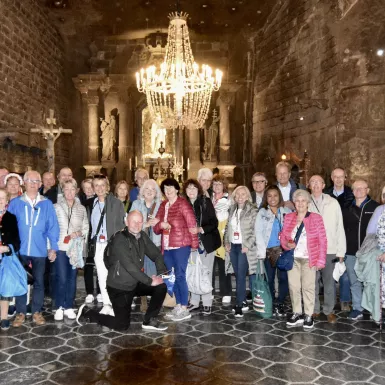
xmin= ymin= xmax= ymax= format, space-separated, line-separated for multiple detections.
xmin=355 ymin=234 xmax=382 ymax=322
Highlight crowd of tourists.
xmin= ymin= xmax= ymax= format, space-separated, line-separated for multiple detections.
xmin=0 ymin=161 xmax=384 ymax=332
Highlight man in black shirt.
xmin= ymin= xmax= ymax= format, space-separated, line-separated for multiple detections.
xmin=324 ymin=167 xmax=354 ymax=209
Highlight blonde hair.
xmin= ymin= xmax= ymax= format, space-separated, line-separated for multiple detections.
xmin=231 ymin=185 xmax=252 ymax=204
xmin=61 ymin=178 xmax=78 ymax=190
xmin=92 ymin=175 xmax=110 ymax=194
xmin=275 ymin=161 xmax=292 ymax=173
xmin=0 ymin=187 xmax=10 ymax=202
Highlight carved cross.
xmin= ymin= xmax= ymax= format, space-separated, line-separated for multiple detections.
xmin=31 ymin=109 xmax=72 ymax=174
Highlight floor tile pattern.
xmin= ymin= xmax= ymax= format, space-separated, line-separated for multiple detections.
xmin=1 ymin=279 xmax=385 ymax=384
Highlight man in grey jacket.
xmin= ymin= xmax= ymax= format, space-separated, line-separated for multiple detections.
xmin=77 ymin=211 xmax=168 ymax=331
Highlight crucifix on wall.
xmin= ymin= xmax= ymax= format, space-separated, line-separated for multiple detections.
xmin=30 ymin=109 xmax=72 ymax=174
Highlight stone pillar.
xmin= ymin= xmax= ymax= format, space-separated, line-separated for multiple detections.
xmin=188 ymin=128 xmax=201 ymax=178
xmin=216 ymin=89 xmax=236 ymax=181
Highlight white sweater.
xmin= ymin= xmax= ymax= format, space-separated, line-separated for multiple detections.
xmin=54 ymin=198 xmax=89 ymax=252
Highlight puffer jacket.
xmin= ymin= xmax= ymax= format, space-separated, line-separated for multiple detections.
xmin=224 ymin=201 xmax=258 ymax=274
xmin=280 ymin=212 xmax=327 ymax=269
xmin=153 ymin=196 xmax=199 ymax=252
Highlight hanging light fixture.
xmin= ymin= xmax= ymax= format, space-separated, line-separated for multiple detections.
xmin=136 ymin=12 xmax=223 ymax=130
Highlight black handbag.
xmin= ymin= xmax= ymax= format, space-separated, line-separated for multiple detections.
xmin=86 ymin=206 xmax=106 ymax=265
xmin=16 ymin=254 xmax=34 ymax=285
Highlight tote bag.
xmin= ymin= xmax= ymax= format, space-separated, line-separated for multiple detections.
xmin=0 ymin=245 xmax=28 ymax=297
xmin=252 ymin=261 xmax=273 ymax=318
xmin=186 ymin=251 xmax=213 ymax=295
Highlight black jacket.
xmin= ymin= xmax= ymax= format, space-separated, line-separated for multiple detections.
xmin=105 ymin=228 xmax=166 ymax=291
xmin=190 ymin=196 xmax=221 ymax=254
xmin=40 ymin=185 xmax=59 ymax=204
xmin=1 ymin=211 xmax=20 ymax=255
xmin=324 ymin=185 xmax=354 ymax=209
xmin=85 ymin=193 xmax=125 ymax=240
xmin=342 ymin=198 xmax=379 ymax=255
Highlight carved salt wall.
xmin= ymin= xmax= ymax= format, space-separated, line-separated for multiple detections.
xmin=252 ymin=0 xmax=385 ymax=197
xmin=0 ymin=0 xmax=68 ymax=173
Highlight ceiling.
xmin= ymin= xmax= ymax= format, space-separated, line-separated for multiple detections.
xmin=41 ymin=0 xmax=274 ymax=39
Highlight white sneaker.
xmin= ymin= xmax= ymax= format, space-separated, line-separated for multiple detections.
xmin=100 ymin=305 xmax=114 ymax=316
xmin=96 ymin=294 xmax=103 ymax=303
xmin=165 ymin=305 xmax=181 ymax=319
xmin=222 ymin=296 xmax=231 ymax=304
xmin=85 ymin=295 xmax=94 ymax=304
xmin=54 ymin=307 xmax=64 ymax=321
xmin=64 ymin=309 xmax=77 ymax=320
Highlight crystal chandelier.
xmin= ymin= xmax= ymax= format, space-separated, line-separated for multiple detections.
xmin=136 ymin=12 xmax=223 ymax=130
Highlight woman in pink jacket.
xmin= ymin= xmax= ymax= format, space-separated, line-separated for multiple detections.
xmin=280 ymin=189 xmax=327 ymax=330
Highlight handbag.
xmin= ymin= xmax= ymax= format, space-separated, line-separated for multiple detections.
xmin=0 ymin=245 xmax=28 ymax=297
xmin=161 ymin=268 xmax=176 ymax=296
xmin=266 ymin=246 xmax=283 ymax=268
xmin=186 ymin=250 xmax=213 ymax=295
xmin=86 ymin=206 xmax=105 ymax=265
xmin=252 ymin=261 xmax=273 ymax=318
xmin=276 ymin=216 xmax=307 ymax=271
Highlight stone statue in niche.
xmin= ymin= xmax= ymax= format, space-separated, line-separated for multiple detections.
xmin=100 ymin=114 xmax=116 ymax=161
xmin=203 ymin=109 xmax=219 ymax=161
xmin=151 ymin=114 xmax=166 ymax=154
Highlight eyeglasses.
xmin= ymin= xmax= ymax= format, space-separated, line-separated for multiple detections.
xmin=25 ymin=179 xmax=41 ymax=184
xmin=252 ymin=180 xmax=266 ymax=184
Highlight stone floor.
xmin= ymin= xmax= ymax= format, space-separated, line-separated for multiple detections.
xmin=1 ymin=280 xmax=385 ymax=385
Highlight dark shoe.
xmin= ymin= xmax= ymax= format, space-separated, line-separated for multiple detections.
xmin=327 ymin=313 xmax=337 ymax=324
xmin=348 ymin=310 xmax=363 ymax=320
xmin=303 ymin=315 xmax=314 ymax=329
xmin=312 ymin=312 xmax=321 ymax=318
xmin=76 ymin=303 xmax=90 ymax=326
xmin=142 ymin=318 xmax=168 ymax=331
xmin=187 ymin=303 xmax=200 ymax=312
xmin=286 ymin=313 xmax=304 ymax=327
xmin=341 ymin=302 xmax=351 ymax=312
xmin=26 ymin=304 xmax=32 ymax=316
xmin=7 ymin=305 xmax=16 ymax=319
xmin=274 ymin=304 xmax=286 ymax=317
xmin=246 ymin=292 xmax=252 ymax=304
xmin=234 ymin=306 xmax=243 ymax=318
xmin=232 ymin=301 xmax=249 ymax=313
xmin=1 ymin=319 xmax=10 ymax=330
xmin=202 ymin=306 xmax=211 ymax=316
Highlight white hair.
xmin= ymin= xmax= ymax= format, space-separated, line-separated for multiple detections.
xmin=23 ymin=170 xmax=41 ymax=182
xmin=230 ymin=185 xmax=252 ymax=204
xmin=135 ymin=168 xmax=149 ymax=181
xmin=197 ymin=168 xmax=213 ymax=181
xmin=139 ymin=179 xmax=163 ymax=203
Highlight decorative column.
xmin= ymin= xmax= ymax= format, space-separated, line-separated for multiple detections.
xmin=188 ymin=128 xmax=201 ymax=178
xmin=216 ymin=87 xmax=238 ymax=182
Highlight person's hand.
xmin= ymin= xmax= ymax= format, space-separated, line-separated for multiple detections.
xmin=241 ymin=247 xmax=249 ymax=253
xmin=70 ymin=231 xmax=79 ymax=239
xmin=0 ymin=245 xmax=10 ymax=254
xmin=338 ymin=257 xmax=344 ymax=263
xmin=189 ymin=227 xmax=200 ymax=234
xmin=225 ymin=243 xmax=231 ymax=252
xmin=284 ymin=201 xmax=295 ymax=210
xmin=160 ymin=222 xmax=171 ymax=230
xmin=377 ymin=253 xmax=385 ymax=262
xmin=147 ymin=218 xmax=160 ymax=227
xmin=48 ymin=249 xmax=56 ymax=262
xmin=287 ymin=240 xmax=296 ymax=249
xmin=151 ymin=276 xmax=164 ymax=286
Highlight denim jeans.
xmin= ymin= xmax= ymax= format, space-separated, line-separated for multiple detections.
xmin=345 ymin=254 xmax=363 ymax=311
xmin=55 ymin=251 xmax=77 ymax=310
xmin=164 ymin=246 xmax=191 ymax=306
xmin=264 ymin=258 xmax=289 ymax=305
xmin=229 ymin=243 xmax=249 ymax=307
xmin=16 ymin=256 xmax=47 ymax=314
xmin=339 ymin=271 xmax=351 ymax=302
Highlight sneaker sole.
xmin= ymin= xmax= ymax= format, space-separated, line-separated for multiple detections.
xmin=286 ymin=320 xmax=304 ymax=327
xmin=172 ymin=314 xmax=192 ymax=322
xmin=235 ymin=314 xmax=244 ymax=318
xmin=349 ymin=316 xmax=363 ymax=321
xmin=142 ymin=324 xmax=168 ymax=331
xmin=1 ymin=326 xmax=10 ymax=331
xmin=303 ymin=324 xmax=314 ymax=329
xmin=76 ymin=304 xmax=87 ymax=325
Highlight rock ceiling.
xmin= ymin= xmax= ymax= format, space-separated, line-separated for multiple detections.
xmin=40 ymin=0 xmax=274 ymax=39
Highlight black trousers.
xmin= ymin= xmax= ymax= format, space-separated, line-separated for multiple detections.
xmin=212 ymin=256 xmax=232 ymax=296
xmin=87 ymin=283 xmax=167 ymax=331
xmin=84 ymin=265 xmax=101 ymax=296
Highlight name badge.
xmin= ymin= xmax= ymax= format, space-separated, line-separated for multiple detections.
xmin=233 ymin=231 xmax=240 ymax=240
xmin=99 ymin=235 xmax=106 ymax=243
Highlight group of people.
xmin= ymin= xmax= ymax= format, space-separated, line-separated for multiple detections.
xmin=0 ymin=161 xmax=383 ymax=332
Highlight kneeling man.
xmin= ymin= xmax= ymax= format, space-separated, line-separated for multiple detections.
xmin=77 ymin=210 xmax=168 ymax=331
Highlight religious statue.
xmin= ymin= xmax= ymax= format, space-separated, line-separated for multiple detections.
xmin=151 ymin=114 xmax=166 ymax=155
xmin=203 ymin=109 xmax=219 ymax=161
xmin=46 ymin=128 xmax=63 ymax=172
xmin=100 ymin=114 xmax=116 ymax=161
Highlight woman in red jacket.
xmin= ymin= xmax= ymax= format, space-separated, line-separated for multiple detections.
xmin=154 ymin=178 xmax=199 ymax=322
xmin=280 ymin=189 xmax=327 ymax=330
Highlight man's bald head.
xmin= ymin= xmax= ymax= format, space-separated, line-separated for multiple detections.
xmin=126 ymin=210 xmax=144 ymax=235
